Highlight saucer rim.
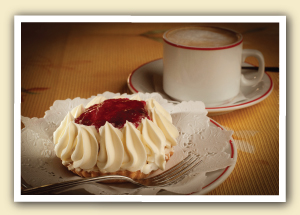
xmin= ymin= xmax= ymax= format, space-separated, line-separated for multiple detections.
xmin=127 ymin=58 xmax=273 ymax=113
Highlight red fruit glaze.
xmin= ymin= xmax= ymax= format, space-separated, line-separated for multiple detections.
xmin=75 ymin=98 xmax=150 ymax=130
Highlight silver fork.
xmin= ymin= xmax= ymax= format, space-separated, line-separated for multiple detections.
xmin=21 ymin=154 xmax=202 ymax=195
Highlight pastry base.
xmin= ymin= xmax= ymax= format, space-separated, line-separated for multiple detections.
xmin=65 ymin=151 xmax=174 ymax=183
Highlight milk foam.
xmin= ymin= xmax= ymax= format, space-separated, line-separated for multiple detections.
xmin=165 ymin=27 xmax=240 ymax=48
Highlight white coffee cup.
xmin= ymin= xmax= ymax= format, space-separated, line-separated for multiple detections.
xmin=163 ymin=26 xmax=265 ymax=106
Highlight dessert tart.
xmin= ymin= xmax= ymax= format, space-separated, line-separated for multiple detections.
xmin=53 ymin=94 xmax=179 ymax=180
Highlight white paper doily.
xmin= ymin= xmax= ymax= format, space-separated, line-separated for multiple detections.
xmin=21 ymin=92 xmax=237 ymax=195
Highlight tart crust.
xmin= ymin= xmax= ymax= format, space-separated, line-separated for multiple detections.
xmin=65 ymin=151 xmax=174 ymax=183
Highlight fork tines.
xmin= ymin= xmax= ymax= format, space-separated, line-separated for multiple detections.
xmin=146 ymin=154 xmax=202 ymax=187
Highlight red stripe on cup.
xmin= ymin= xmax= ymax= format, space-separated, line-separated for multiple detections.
xmin=163 ymin=37 xmax=243 ymax=50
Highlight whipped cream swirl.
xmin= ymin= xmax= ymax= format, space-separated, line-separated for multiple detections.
xmin=53 ymin=95 xmax=179 ymax=174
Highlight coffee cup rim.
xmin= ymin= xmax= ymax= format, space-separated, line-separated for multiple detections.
xmin=163 ymin=26 xmax=243 ymax=50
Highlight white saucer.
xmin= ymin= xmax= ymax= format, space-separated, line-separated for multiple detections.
xmin=127 ymin=59 xmax=274 ymax=115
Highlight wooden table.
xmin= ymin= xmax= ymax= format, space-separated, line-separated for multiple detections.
xmin=21 ymin=22 xmax=279 ymax=195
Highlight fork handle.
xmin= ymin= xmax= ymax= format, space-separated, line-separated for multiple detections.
xmin=21 ymin=175 xmax=134 ymax=195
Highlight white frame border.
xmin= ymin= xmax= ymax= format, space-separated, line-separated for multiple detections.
xmin=14 ymin=15 xmax=286 ymax=202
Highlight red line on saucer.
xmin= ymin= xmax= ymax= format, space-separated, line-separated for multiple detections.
xmin=128 ymin=71 xmax=138 ymax=93
xmin=129 ymin=59 xmax=161 ymax=93
xmin=210 ymin=119 xmax=223 ymax=130
xmin=229 ymin=140 xmax=234 ymax=159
